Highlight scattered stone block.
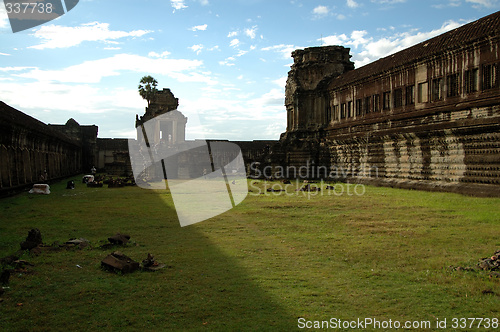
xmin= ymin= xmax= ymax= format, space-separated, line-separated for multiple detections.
xmin=0 ymin=253 xmax=21 ymax=267
xmin=478 ymin=249 xmax=500 ymax=271
xmin=296 ymin=184 xmax=321 ymax=192
xmin=20 ymin=228 xmax=43 ymax=250
xmin=141 ymin=253 xmax=165 ymax=272
xmin=266 ymin=188 xmax=285 ymax=192
xmin=65 ymin=238 xmax=90 ymax=249
xmin=108 ymin=233 xmax=130 ymax=245
xmin=101 ymin=251 xmax=139 ymax=274
xmin=82 ymin=175 xmax=94 ymax=184
xmin=29 ymin=184 xmax=50 ymax=195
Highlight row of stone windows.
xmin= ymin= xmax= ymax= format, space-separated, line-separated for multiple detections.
xmin=328 ymin=63 xmax=498 ymax=122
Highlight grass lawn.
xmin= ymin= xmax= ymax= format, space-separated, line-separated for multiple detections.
xmin=0 ymin=177 xmax=499 ymax=331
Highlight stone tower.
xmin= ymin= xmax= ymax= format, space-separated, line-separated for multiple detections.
xmin=135 ymin=88 xmax=187 ymax=145
xmin=285 ymin=46 xmax=354 ymax=133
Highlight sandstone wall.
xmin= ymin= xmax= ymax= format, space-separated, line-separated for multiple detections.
xmin=0 ymin=102 xmax=82 ymax=196
xmin=273 ymin=13 xmax=500 ymax=196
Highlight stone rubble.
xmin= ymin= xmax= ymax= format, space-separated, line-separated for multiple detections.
xmin=101 ymin=251 xmax=139 ymax=274
xmin=478 ymin=249 xmax=500 ymax=272
xmin=20 ymin=228 xmax=43 ymax=251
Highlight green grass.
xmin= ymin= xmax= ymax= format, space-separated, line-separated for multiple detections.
xmin=0 ymin=177 xmax=499 ymax=331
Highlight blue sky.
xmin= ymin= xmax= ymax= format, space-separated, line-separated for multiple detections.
xmin=1 ymin=0 xmax=499 ymax=140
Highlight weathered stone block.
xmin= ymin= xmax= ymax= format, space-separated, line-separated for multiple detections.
xmin=101 ymin=251 xmax=139 ymax=274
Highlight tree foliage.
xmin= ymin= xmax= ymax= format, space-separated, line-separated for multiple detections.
xmin=138 ymin=75 xmax=158 ymax=107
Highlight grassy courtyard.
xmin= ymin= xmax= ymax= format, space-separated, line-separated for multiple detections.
xmin=0 ymin=177 xmax=499 ymax=331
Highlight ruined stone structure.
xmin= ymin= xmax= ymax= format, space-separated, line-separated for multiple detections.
xmin=271 ymin=11 xmax=500 ymax=196
xmin=132 ymin=89 xmax=257 ymax=180
xmin=0 ymin=102 xmax=82 ymax=196
xmin=96 ymin=138 xmax=131 ymax=176
xmin=49 ymin=118 xmax=98 ymax=172
xmin=135 ymin=88 xmax=187 ymax=146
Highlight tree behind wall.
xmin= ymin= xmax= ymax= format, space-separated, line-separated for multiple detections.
xmin=138 ymin=75 xmax=158 ymax=107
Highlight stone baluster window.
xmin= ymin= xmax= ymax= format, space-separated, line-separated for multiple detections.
xmin=482 ymin=63 xmax=498 ymax=90
xmin=464 ymin=68 xmax=478 ymax=93
xmin=446 ymin=73 xmax=460 ymax=97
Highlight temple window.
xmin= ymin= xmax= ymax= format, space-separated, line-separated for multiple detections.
xmin=446 ymin=73 xmax=460 ymax=97
xmin=418 ymin=82 xmax=428 ymax=103
xmin=465 ymin=68 xmax=478 ymax=93
xmin=482 ymin=63 xmax=498 ymax=90
xmin=393 ymin=88 xmax=403 ymax=108
xmin=405 ymin=85 xmax=415 ymax=105
xmin=383 ymin=91 xmax=391 ymax=110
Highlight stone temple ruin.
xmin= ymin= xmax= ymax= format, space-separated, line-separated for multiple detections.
xmin=0 ymin=11 xmax=499 ymax=197
xmin=265 ymin=11 xmax=500 ymax=196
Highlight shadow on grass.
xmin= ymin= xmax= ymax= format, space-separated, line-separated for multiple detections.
xmin=0 ymin=178 xmax=293 ymax=330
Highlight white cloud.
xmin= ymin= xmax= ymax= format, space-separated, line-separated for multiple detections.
xmin=0 ymin=81 xmax=144 ymax=116
xmin=14 ymin=54 xmax=205 ymax=84
xmin=148 ymin=50 xmax=171 ymax=58
xmin=228 ymin=31 xmax=238 ymax=37
xmin=273 ymin=76 xmax=287 ymax=88
xmin=432 ymin=0 xmax=461 ymax=8
xmin=171 ymin=0 xmax=188 ymax=11
xmin=371 ymin=0 xmax=406 ymax=3
xmin=0 ymin=5 xmax=8 ymax=30
xmin=261 ymin=44 xmax=300 ymax=59
xmin=347 ymin=0 xmax=359 ymax=8
xmin=236 ymin=49 xmax=252 ymax=57
xmin=244 ymin=26 xmax=258 ymax=39
xmin=322 ymin=34 xmax=349 ymax=45
xmin=219 ymin=57 xmax=236 ymax=66
xmin=180 ymin=91 xmax=286 ymax=140
xmin=0 ymin=66 xmax=36 ymax=72
xmin=249 ymin=88 xmax=284 ymax=107
xmin=199 ymin=0 xmax=209 ymax=5
xmin=0 ymin=52 xmax=11 ymax=56
xmin=466 ymin=0 xmax=499 ymax=7
xmin=321 ymin=19 xmax=463 ymax=67
xmin=229 ymin=38 xmax=240 ymax=48
xmin=28 ymin=22 xmax=152 ymax=49
xmin=189 ymin=24 xmax=208 ymax=31
xmin=312 ymin=5 xmax=329 ymax=16
xmin=189 ymin=44 xmax=204 ymax=55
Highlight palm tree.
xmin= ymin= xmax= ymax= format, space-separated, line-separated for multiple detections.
xmin=138 ymin=75 xmax=158 ymax=107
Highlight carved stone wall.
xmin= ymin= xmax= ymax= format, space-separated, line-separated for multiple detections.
xmin=49 ymin=118 xmax=98 ymax=172
xmin=0 ymin=102 xmax=82 ymax=196
xmin=273 ymin=12 xmax=500 ymax=196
